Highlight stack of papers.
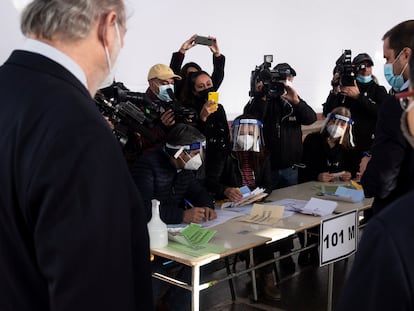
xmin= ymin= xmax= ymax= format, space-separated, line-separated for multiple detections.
xmin=231 ymin=186 xmax=268 ymax=207
xmin=168 ymin=224 xmax=216 ymax=249
xmin=301 ymin=197 xmax=337 ymax=216
xmin=318 ymin=185 xmax=364 ymax=203
xmin=241 ymin=204 xmax=284 ymax=225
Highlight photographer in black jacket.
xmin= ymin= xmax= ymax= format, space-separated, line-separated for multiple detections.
xmin=323 ymin=52 xmax=388 ymax=161
xmin=244 ymin=58 xmax=316 ymax=273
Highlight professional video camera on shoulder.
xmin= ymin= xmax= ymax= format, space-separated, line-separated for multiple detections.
xmin=334 ymin=49 xmax=355 ymax=87
xmin=249 ymin=54 xmax=286 ymax=99
xmin=95 ymin=81 xmax=156 ymax=145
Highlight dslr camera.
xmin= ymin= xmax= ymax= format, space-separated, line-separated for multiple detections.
xmin=249 ymin=55 xmax=286 ymax=99
xmin=334 ymin=49 xmax=355 ymax=87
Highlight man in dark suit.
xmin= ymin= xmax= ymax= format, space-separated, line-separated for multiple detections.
xmin=337 ymin=20 xmax=414 ymax=311
xmin=360 ymin=20 xmax=414 ymax=215
xmin=0 ymin=1 xmax=153 ymax=310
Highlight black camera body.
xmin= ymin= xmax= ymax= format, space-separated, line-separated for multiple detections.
xmin=249 ymin=55 xmax=286 ymax=99
xmin=335 ymin=49 xmax=355 ymax=87
xmin=95 ymin=82 xmax=156 ymax=145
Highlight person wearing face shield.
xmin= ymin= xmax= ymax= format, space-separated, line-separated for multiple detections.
xmin=300 ymin=107 xmax=359 ymax=183
xmin=130 ymin=123 xmax=216 ymax=310
xmin=359 ymin=20 xmax=414 ymax=215
xmin=0 ymin=0 xmax=153 ymax=310
xmin=297 ymin=107 xmax=359 ymax=267
xmin=322 ymin=52 xmax=388 ymax=168
xmin=205 ymin=115 xmax=284 ymax=300
xmin=336 ymin=34 xmax=414 ymax=311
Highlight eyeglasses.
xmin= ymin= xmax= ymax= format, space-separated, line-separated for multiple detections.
xmin=396 ymin=90 xmax=414 ymax=110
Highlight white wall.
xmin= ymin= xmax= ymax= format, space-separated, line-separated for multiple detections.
xmin=3 ymin=0 xmax=414 ymax=119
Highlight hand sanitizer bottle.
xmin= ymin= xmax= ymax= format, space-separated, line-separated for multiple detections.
xmin=147 ymin=199 xmax=168 ymax=248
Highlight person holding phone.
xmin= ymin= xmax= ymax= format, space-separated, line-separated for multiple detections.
xmin=181 ymin=70 xmax=231 ymax=183
xmin=169 ymin=34 xmax=226 ymax=100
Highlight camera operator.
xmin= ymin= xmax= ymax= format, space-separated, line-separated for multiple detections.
xmin=143 ymin=63 xmax=183 ymax=150
xmin=244 ymin=59 xmax=316 ymax=273
xmin=244 ymin=61 xmax=316 ymax=189
xmin=322 ymin=52 xmax=388 ymax=161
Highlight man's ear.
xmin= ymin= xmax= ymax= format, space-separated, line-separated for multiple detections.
xmin=98 ymin=11 xmax=118 ymax=47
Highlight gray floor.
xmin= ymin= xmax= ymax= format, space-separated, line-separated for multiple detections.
xmin=156 ymin=236 xmax=355 ymax=311
xmin=199 ymin=246 xmax=354 ymax=311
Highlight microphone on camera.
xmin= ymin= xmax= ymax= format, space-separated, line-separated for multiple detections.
xmin=166 ymin=88 xmax=176 ymax=101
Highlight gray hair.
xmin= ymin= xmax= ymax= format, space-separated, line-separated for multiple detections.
xmin=20 ymin=0 xmax=126 ymax=41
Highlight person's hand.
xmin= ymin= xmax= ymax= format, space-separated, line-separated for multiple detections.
xmin=179 ymin=34 xmax=197 ymax=54
xmin=103 ymin=116 xmax=114 ymax=129
xmin=282 ymin=83 xmax=300 ymax=105
xmin=209 ymin=36 xmax=221 ymax=57
xmin=340 ymin=171 xmax=352 ymax=181
xmin=183 ymin=207 xmax=206 ymax=223
xmin=358 ymin=155 xmax=371 ymax=179
xmin=318 ymin=172 xmax=334 ymax=182
xmin=199 ymin=100 xmax=217 ymax=122
xmin=160 ymin=109 xmax=175 ymax=127
xmin=183 ymin=207 xmax=216 ymax=223
xmin=331 ymin=73 xmax=341 ymax=94
xmin=224 ymin=187 xmax=243 ymax=202
xmin=340 ymin=81 xmax=360 ymax=99
xmin=204 ymin=207 xmax=217 ymax=221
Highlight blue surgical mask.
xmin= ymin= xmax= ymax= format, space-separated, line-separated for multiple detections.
xmin=356 ymin=75 xmax=372 ymax=83
xmin=384 ymin=51 xmax=408 ymax=92
xmin=157 ymin=84 xmax=174 ymax=102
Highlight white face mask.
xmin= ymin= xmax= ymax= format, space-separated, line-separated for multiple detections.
xmin=99 ymin=23 xmax=122 ymax=89
xmin=184 ymin=153 xmax=203 ymax=170
xmin=327 ymin=124 xmax=344 ymax=139
xmin=237 ymin=134 xmax=254 ymax=150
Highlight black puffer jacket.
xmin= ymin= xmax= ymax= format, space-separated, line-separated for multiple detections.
xmin=244 ymin=96 xmax=316 ymax=170
xmin=130 ymin=147 xmax=215 ymax=224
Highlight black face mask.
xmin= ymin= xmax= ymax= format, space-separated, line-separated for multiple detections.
xmin=196 ymin=87 xmax=215 ymax=101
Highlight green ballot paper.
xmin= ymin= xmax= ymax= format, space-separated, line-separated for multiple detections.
xmin=168 ymin=223 xmax=216 ymax=249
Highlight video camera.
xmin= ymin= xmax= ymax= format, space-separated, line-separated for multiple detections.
xmin=334 ymin=49 xmax=355 ymax=87
xmin=95 ymin=81 xmax=156 ymax=145
xmin=249 ymin=55 xmax=287 ymax=99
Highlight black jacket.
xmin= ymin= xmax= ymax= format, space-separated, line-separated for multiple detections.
xmin=299 ymin=132 xmax=359 ymax=183
xmin=322 ymin=80 xmax=388 ymax=155
xmin=0 ymin=50 xmax=153 ymax=310
xmin=337 ymin=190 xmax=414 ymax=311
xmin=131 ymin=147 xmax=215 ymax=224
xmin=183 ymin=96 xmax=231 ymax=178
xmin=361 ymin=92 xmax=414 ymax=213
xmin=244 ymin=96 xmax=316 ymax=170
xmin=205 ymin=152 xmax=273 ymax=199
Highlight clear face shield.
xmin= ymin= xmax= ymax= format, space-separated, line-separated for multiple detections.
xmin=232 ymin=118 xmax=264 ymax=152
xmin=321 ymin=113 xmax=354 ymax=146
xmin=165 ymin=141 xmax=206 ymax=170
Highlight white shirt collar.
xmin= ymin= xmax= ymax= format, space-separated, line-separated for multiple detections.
xmin=22 ymin=38 xmax=88 ymax=89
